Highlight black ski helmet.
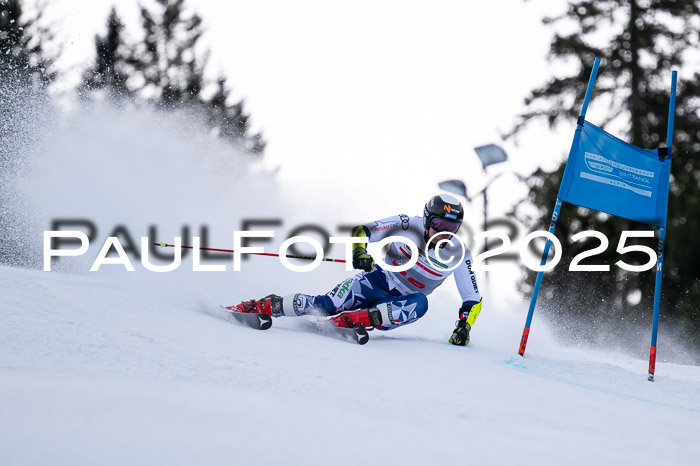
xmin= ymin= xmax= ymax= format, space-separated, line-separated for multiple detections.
xmin=423 ymin=194 xmax=464 ymax=232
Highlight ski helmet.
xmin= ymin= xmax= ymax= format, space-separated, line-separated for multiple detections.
xmin=423 ymin=194 xmax=464 ymax=233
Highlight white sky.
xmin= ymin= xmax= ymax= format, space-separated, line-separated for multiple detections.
xmin=42 ymin=0 xmax=585 ymax=220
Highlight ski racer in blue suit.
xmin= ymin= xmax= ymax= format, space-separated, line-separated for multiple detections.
xmin=230 ymin=194 xmax=482 ymax=345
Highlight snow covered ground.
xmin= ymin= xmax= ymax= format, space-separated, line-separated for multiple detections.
xmin=2 ymin=263 xmax=700 ymax=466
xmin=2 ymin=104 xmax=699 ymax=465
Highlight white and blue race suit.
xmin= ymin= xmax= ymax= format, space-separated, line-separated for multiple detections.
xmin=280 ymin=214 xmax=481 ymax=331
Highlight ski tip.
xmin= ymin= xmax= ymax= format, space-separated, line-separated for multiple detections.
xmin=355 ymin=328 xmax=369 ymax=345
xmin=258 ymin=314 xmax=273 ymax=330
xmin=220 ymin=306 xmax=273 ymax=330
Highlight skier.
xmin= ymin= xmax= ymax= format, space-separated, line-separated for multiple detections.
xmin=228 ymin=194 xmax=482 ymax=346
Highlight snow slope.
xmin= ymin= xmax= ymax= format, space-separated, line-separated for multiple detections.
xmin=2 ymin=264 xmax=700 ymax=466
xmin=2 ymin=104 xmax=700 ymax=465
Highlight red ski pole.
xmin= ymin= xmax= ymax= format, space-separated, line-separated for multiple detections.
xmin=154 ymin=242 xmax=347 ymax=263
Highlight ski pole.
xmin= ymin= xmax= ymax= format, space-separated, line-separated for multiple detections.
xmin=154 ymin=242 xmax=347 ymax=263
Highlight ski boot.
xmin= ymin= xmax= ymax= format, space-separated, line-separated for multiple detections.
xmin=226 ymin=294 xmax=283 ymax=317
xmin=329 ymin=307 xmax=383 ymax=330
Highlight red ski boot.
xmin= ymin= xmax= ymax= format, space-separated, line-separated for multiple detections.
xmin=329 ymin=307 xmax=383 ymax=329
xmin=226 ymin=294 xmax=283 ymax=317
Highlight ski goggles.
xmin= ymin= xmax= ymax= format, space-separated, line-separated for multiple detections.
xmin=429 ymin=216 xmax=461 ymax=233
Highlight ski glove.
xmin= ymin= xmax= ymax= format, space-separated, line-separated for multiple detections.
xmin=449 ymin=300 xmax=482 ymax=346
xmin=352 ymin=247 xmax=374 ymax=272
xmin=449 ymin=318 xmax=471 ymax=346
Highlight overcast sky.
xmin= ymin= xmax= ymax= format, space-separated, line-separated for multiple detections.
xmin=41 ymin=0 xmax=589 ymax=217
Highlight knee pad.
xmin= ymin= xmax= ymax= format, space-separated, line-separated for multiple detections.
xmin=375 ymin=293 xmax=428 ymax=328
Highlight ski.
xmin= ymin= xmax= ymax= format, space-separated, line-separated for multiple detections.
xmin=332 ymin=325 xmax=370 ymax=345
xmin=219 ymin=306 xmax=368 ymax=344
xmin=220 ymin=306 xmax=272 ymax=330
xmin=307 ymin=320 xmax=370 ymax=345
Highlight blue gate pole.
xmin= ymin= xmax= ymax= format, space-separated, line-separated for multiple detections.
xmin=648 ymin=70 xmax=677 ymax=382
xmin=518 ymin=57 xmax=601 ymax=356
xmin=518 ymin=199 xmax=562 ymax=355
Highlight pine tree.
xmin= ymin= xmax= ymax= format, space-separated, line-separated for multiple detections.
xmin=509 ymin=0 xmax=700 ymax=353
xmin=0 ymin=0 xmax=55 ymax=174
xmin=0 ymin=0 xmax=55 ymax=268
xmin=123 ymin=0 xmax=266 ymax=155
xmin=127 ymin=0 xmax=207 ymax=107
xmin=0 ymin=0 xmax=55 ymax=87
xmin=207 ymin=78 xmax=266 ymax=155
xmin=79 ymin=7 xmax=131 ymax=100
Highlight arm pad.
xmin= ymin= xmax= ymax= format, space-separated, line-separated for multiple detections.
xmin=459 ymin=299 xmax=483 ymax=328
xmin=351 ymin=225 xmax=371 ymax=252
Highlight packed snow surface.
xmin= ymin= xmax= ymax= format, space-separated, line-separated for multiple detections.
xmin=2 ymin=264 xmax=699 ymax=466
